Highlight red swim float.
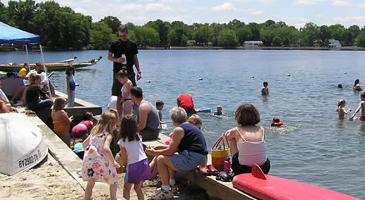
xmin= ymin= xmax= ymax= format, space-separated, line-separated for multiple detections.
xmin=233 ymin=165 xmax=359 ymax=200
xmin=271 ymin=122 xmax=284 ymax=127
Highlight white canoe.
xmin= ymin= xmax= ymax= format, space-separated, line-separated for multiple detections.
xmin=0 ymin=113 xmax=48 ymax=175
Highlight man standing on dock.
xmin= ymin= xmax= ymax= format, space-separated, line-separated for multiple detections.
xmin=108 ymin=24 xmax=141 ymax=114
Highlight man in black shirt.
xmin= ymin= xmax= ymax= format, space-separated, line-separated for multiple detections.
xmin=108 ymin=24 xmax=141 ymax=94
xmin=108 ymin=24 xmax=141 ymax=114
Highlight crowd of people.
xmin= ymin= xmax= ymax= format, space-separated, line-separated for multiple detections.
xmin=74 ymin=24 xmax=273 ymax=200
xmin=336 ymin=79 xmax=365 ymax=121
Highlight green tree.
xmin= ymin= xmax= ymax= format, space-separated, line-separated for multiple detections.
xmin=319 ymin=25 xmax=330 ymax=46
xmin=7 ymin=0 xmax=37 ymax=31
xmin=344 ymin=25 xmax=360 ymax=46
xmin=32 ymin=1 xmax=91 ymax=49
xmin=0 ymin=2 xmax=8 ymax=22
xmin=134 ymin=26 xmax=160 ymax=47
xmin=193 ymin=25 xmax=213 ymax=45
xmin=217 ymin=29 xmax=238 ymax=47
xmin=236 ymin=26 xmax=252 ymax=45
xmin=168 ymin=21 xmax=190 ymax=46
xmin=300 ymin=22 xmax=320 ymax=46
xmin=328 ymin=24 xmax=346 ymax=42
xmin=272 ymin=36 xmax=282 ymax=46
xmin=355 ymin=31 xmax=365 ymax=47
xmin=89 ymin=22 xmax=113 ymax=49
xmin=100 ymin=16 xmax=121 ymax=33
xmin=211 ymin=23 xmax=224 ymax=46
xmin=247 ymin=23 xmax=261 ymax=41
xmin=145 ymin=20 xmax=170 ymax=46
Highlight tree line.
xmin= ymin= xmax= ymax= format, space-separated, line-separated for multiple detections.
xmin=2 ymin=0 xmax=365 ymax=50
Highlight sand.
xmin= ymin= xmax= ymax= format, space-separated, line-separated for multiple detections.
xmin=0 ymin=154 xmax=158 ymax=200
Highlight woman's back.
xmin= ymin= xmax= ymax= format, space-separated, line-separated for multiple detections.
xmin=236 ymin=127 xmax=267 ymax=166
xmin=52 ymin=110 xmax=70 ymax=135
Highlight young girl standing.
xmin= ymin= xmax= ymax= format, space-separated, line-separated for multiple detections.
xmin=336 ymin=99 xmax=351 ymax=120
xmin=118 ymin=115 xmax=150 ymax=200
xmin=82 ymin=111 xmax=120 ymax=200
xmin=66 ymin=65 xmax=77 ymax=107
xmin=51 ymin=97 xmax=73 ymax=146
xmin=116 ymin=69 xmax=133 ymax=118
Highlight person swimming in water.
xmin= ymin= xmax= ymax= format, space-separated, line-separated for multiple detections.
xmin=353 ymin=79 xmax=362 ymax=91
xmin=214 ymin=105 xmax=223 ymax=116
xmin=271 ymin=118 xmax=284 ymax=127
xmin=336 ymin=99 xmax=351 ymax=120
xmin=350 ymin=92 xmax=365 ymax=121
xmin=261 ymin=82 xmax=269 ymax=96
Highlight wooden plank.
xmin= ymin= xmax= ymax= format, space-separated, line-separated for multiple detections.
xmin=54 ymin=90 xmax=102 ymax=116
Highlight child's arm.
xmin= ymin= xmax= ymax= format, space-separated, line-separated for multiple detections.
xmin=60 ymin=110 xmax=73 ymax=123
xmin=350 ymin=104 xmax=361 ymax=119
xmin=82 ymin=134 xmax=91 ymax=150
xmin=103 ymin=134 xmax=120 ymax=168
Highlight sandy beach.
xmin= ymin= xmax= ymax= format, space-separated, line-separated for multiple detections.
xmin=0 ymin=154 xmax=159 ymax=200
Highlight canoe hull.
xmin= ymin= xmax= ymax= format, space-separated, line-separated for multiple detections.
xmin=0 ymin=61 xmax=99 ymax=72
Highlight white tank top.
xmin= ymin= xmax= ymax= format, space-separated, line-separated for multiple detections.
xmin=236 ymin=128 xmax=267 ymax=166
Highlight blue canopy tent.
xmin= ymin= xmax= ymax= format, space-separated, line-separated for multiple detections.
xmin=0 ymin=21 xmax=40 ymax=44
xmin=0 ymin=21 xmax=50 ymax=95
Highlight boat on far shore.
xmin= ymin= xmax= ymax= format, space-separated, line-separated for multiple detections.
xmin=0 ymin=56 xmax=102 ymax=72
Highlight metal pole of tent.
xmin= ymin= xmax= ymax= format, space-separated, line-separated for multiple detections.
xmin=39 ymin=44 xmax=52 ymax=97
xmin=25 ymin=44 xmax=30 ymax=70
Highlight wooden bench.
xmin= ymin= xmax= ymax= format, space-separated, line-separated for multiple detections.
xmin=142 ymin=133 xmax=256 ymax=200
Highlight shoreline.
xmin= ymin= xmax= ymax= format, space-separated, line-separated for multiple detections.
xmin=2 ymin=46 xmax=365 ymax=52
xmin=146 ymin=46 xmax=365 ymax=51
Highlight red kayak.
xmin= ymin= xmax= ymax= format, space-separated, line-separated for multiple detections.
xmin=233 ymin=165 xmax=359 ymax=200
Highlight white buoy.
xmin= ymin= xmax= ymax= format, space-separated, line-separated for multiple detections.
xmin=199 ymin=77 xmax=203 ymax=80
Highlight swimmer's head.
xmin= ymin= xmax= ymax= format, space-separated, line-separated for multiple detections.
xmin=216 ymin=105 xmax=223 ymax=112
xmin=338 ymin=99 xmax=346 ymax=107
xmin=187 ymin=114 xmax=202 ymax=129
xmin=263 ymin=82 xmax=268 ymax=87
xmin=354 ymin=79 xmax=360 ymax=86
xmin=272 ymin=117 xmax=280 ymax=123
xmin=156 ymin=100 xmax=164 ymax=110
xmin=337 ymin=84 xmax=343 ymax=88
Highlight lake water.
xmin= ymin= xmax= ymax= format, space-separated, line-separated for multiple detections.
xmin=1 ymin=50 xmax=365 ymax=198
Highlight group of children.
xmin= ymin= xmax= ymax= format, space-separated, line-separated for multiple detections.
xmin=336 ymin=79 xmax=365 ymax=121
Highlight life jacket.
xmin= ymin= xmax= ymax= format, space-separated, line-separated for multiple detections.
xmin=271 ymin=121 xmax=284 ymax=127
xmin=177 ymin=94 xmax=196 ymax=114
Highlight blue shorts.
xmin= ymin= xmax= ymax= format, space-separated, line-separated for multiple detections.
xmin=170 ymin=150 xmax=207 ymax=172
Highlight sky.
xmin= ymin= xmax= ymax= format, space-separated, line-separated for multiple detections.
xmin=2 ymin=0 xmax=365 ymax=27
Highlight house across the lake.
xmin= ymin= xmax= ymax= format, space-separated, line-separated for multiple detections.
xmin=328 ymin=39 xmax=342 ymax=48
xmin=244 ymin=41 xmax=263 ymax=48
